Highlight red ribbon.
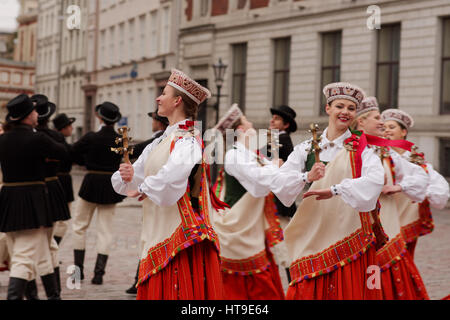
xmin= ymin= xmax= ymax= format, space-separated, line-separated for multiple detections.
xmin=178 ymin=121 xmax=195 ymax=130
xmin=365 ymin=134 xmax=414 ymax=151
xmin=345 ymin=132 xmax=414 ymax=178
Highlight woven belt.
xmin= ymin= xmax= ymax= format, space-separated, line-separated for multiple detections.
xmin=2 ymin=181 xmax=45 ymax=187
xmin=87 ymin=170 xmax=115 ymax=175
xmin=45 ymin=177 xmax=59 ymax=182
xmin=57 ymin=172 xmax=71 ymax=176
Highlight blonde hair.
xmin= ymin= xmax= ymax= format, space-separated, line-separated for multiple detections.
xmin=350 ymin=112 xmax=370 ymax=131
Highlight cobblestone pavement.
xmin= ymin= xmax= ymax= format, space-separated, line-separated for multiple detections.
xmin=0 ymin=171 xmax=449 ymax=300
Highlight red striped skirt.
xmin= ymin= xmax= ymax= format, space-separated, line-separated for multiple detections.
xmin=221 ymin=247 xmax=285 ymax=300
xmin=380 ymin=250 xmax=429 ymax=300
xmin=286 ymin=246 xmax=382 ymax=300
xmin=136 ymin=241 xmax=223 ymax=300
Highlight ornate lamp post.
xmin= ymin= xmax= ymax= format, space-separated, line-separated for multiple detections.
xmin=212 ymin=58 xmax=228 ymax=124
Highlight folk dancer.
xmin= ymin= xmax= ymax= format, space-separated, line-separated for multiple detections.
xmin=263 ymin=105 xmax=298 ymax=284
xmin=112 ymin=69 xmax=226 ymax=300
xmin=71 ymin=102 xmax=126 ymax=285
xmin=382 ymin=109 xmax=450 ymax=260
xmin=52 ymin=113 xmax=77 ymax=246
xmin=33 ymin=95 xmax=71 ymax=297
xmin=125 ymin=107 xmax=169 ymax=295
xmin=271 ymin=83 xmax=385 ymax=300
xmin=354 ymin=97 xmax=430 ymax=299
xmin=211 ymin=104 xmax=285 ymax=300
xmin=0 ymin=94 xmax=66 ymax=300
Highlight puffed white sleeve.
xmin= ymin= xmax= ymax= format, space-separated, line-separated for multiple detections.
xmin=333 ymin=147 xmax=384 ymax=212
xmin=224 ymin=149 xmax=278 ymax=198
xmin=425 ymin=163 xmax=450 ymax=209
xmin=271 ymin=142 xmax=310 ymax=207
xmin=111 ymin=142 xmax=154 ymax=196
xmin=137 ymin=137 xmax=202 ymax=207
xmin=391 ymin=152 xmax=429 ymax=203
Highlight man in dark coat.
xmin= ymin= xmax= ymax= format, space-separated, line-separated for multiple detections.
xmin=33 ymin=95 xmax=71 ymax=297
xmin=265 ymin=105 xmax=298 ymax=283
xmin=52 ymin=113 xmax=77 ymax=245
xmin=71 ymin=102 xmax=125 ymax=285
xmin=0 ymin=94 xmax=66 ymax=300
xmin=125 ymin=108 xmax=168 ymax=295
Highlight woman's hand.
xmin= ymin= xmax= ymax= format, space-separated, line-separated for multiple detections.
xmin=127 ymin=190 xmax=148 ymax=202
xmin=119 ymin=163 xmax=134 ymax=183
xmin=303 ymin=189 xmax=333 ymax=200
xmin=382 ymin=185 xmax=402 ymax=196
xmin=307 ymin=162 xmax=326 ymax=182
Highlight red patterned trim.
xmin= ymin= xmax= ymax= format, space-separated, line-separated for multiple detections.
xmin=401 ymin=200 xmax=434 ymax=243
xmin=289 ymin=228 xmax=376 ymax=286
xmin=264 ymin=193 xmax=284 ymax=247
xmin=212 ymin=168 xmax=225 ymax=199
xmin=376 ymin=234 xmax=407 ymax=271
xmin=221 ymin=249 xmax=271 ymax=276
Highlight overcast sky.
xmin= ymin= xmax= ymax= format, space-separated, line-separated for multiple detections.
xmin=0 ymin=0 xmax=20 ymax=32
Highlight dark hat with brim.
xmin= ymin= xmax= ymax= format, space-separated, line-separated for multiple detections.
xmin=148 ymin=110 xmax=169 ymax=126
xmin=96 ymin=102 xmax=122 ymax=123
xmin=5 ymin=94 xmax=36 ymax=123
xmin=53 ymin=113 xmax=76 ymax=131
xmin=270 ymin=105 xmax=298 ymax=133
xmin=31 ymin=94 xmax=56 ymax=121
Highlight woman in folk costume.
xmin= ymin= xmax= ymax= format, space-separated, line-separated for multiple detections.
xmin=271 ymin=82 xmax=385 ymax=300
xmin=354 ymin=97 xmax=430 ymax=300
xmin=382 ymin=109 xmax=450 ymax=260
xmin=211 ymin=104 xmax=285 ymax=300
xmin=112 ymin=69 xmax=226 ymax=300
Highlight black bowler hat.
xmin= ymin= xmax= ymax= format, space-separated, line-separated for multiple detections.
xmin=53 ymin=113 xmax=76 ymax=131
xmin=5 ymin=94 xmax=36 ymax=123
xmin=270 ymin=105 xmax=298 ymax=133
xmin=31 ymin=94 xmax=56 ymax=121
xmin=95 ymin=102 xmax=122 ymax=123
xmin=148 ymin=107 xmax=169 ymax=126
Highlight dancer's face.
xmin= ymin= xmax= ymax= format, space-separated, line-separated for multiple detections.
xmin=383 ymin=120 xmax=407 ymax=140
xmin=357 ymin=110 xmax=384 ymax=137
xmin=326 ymin=99 xmax=357 ymax=131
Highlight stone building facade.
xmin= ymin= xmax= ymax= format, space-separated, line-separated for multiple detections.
xmin=179 ymin=0 xmax=450 ymax=177
xmin=84 ymin=0 xmax=181 ymax=141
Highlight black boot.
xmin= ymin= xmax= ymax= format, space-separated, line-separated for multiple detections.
xmin=7 ymin=277 xmax=28 ymax=300
xmin=91 ymin=254 xmax=108 ymax=285
xmin=54 ymin=236 xmax=62 ymax=245
xmin=74 ymin=249 xmax=85 ymax=280
xmin=125 ymin=262 xmax=139 ymax=294
xmin=41 ymin=273 xmax=61 ymax=300
xmin=24 ymin=279 xmax=40 ymax=300
xmin=54 ymin=267 xmax=61 ymax=295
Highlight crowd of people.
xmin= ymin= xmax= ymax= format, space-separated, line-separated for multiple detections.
xmin=0 ymin=69 xmax=449 ymax=300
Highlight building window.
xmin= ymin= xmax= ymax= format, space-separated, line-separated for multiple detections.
xmin=139 ymin=15 xmax=147 ymax=59
xmin=441 ymin=18 xmax=450 ymax=114
xmin=161 ymin=7 xmax=170 ymax=54
xmin=119 ymin=23 xmax=125 ymax=63
xmin=128 ymin=19 xmax=135 ymax=61
xmin=273 ymin=37 xmax=291 ymax=107
xmin=200 ymin=0 xmax=209 ymax=17
xmin=231 ymin=43 xmax=247 ymax=111
xmin=440 ymin=138 xmax=450 ymax=178
xmin=150 ymin=11 xmax=158 ymax=57
xmin=320 ymin=31 xmax=342 ymax=113
xmin=376 ymin=24 xmax=401 ymax=111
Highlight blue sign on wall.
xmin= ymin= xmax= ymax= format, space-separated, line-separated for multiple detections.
xmin=118 ymin=117 xmax=128 ymax=127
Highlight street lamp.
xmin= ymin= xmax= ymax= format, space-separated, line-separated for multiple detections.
xmin=213 ymin=58 xmax=228 ymax=124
